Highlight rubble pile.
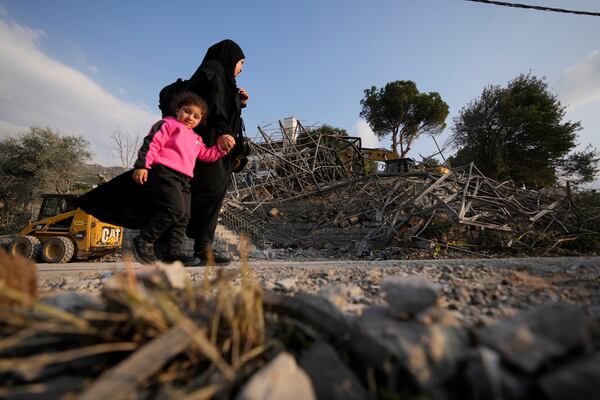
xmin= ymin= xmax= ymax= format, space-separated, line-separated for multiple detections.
xmin=222 ymin=121 xmax=599 ymax=257
xmin=2 ymin=252 xmax=599 ymax=399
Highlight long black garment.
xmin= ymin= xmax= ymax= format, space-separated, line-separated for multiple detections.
xmin=183 ymin=40 xmax=245 ymax=244
xmin=76 ymin=169 xmax=155 ymax=230
xmin=75 ymin=121 xmax=166 ymax=229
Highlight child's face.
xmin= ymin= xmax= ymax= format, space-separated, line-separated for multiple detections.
xmin=176 ymin=104 xmax=203 ymax=129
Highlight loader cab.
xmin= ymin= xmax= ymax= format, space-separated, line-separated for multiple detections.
xmin=384 ymin=158 xmax=415 ymax=173
xmin=38 ymin=194 xmax=78 ymax=220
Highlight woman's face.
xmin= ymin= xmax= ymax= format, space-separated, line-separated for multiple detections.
xmin=234 ymin=59 xmax=245 ymax=77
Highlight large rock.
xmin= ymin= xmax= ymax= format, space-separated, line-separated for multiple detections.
xmin=40 ymin=292 xmax=105 ymax=314
xmin=538 ymin=352 xmax=600 ymax=400
xmin=463 ymin=347 xmax=531 ymax=400
xmin=236 ymin=352 xmax=316 ymax=400
xmin=360 ymin=310 xmax=468 ymax=388
xmin=477 ymin=303 xmax=592 ymax=373
xmin=381 ymin=276 xmax=438 ymax=317
xmin=299 ymin=341 xmax=368 ymax=400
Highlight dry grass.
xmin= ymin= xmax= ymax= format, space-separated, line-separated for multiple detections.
xmin=0 ymin=238 xmax=268 ymax=398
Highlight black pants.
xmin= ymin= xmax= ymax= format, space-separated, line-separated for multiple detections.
xmin=141 ymin=165 xmax=191 ymax=255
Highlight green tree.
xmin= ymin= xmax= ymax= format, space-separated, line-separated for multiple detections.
xmin=0 ymin=126 xmax=92 ymax=227
xmin=556 ymin=145 xmax=600 ymax=186
xmin=360 ymin=80 xmax=449 ymax=158
xmin=449 ymin=74 xmax=596 ymax=187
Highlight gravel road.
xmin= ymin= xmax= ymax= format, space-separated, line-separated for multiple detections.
xmin=37 ymin=256 xmax=600 ymax=328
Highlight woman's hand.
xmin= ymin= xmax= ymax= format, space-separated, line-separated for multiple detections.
xmin=239 ymin=87 xmax=249 ymax=107
xmin=133 ymin=168 xmax=148 ymax=185
xmin=217 ymin=134 xmax=236 ymax=153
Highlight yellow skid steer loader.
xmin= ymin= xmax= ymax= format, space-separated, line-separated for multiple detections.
xmin=7 ymin=194 xmax=122 ymax=263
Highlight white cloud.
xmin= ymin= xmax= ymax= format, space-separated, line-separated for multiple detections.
xmin=72 ymin=44 xmax=99 ymax=73
xmin=0 ymin=16 xmax=158 ymax=165
xmin=351 ymin=119 xmax=381 ymax=148
xmin=557 ymin=50 xmax=600 ymax=110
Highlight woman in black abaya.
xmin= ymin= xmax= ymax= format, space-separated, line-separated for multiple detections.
xmin=165 ymin=39 xmax=248 ymax=264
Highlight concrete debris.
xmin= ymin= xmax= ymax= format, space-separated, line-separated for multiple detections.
xmin=39 ymin=292 xmax=105 ymax=314
xmin=477 ymin=303 xmax=592 ymax=372
xmin=221 ymin=120 xmax=599 ymax=257
xmin=299 ymin=341 xmax=368 ymax=400
xmin=236 ymin=352 xmax=316 ymax=400
xmin=318 ymin=283 xmax=363 ymax=310
xmin=361 ymin=312 xmax=469 ymax=388
xmin=538 ymin=352 xmax=600 ymax=400
xmin=381 ymin=276 xmax=439 ymax=317
xmin=275 ymin=277 xmax=297 ymax=292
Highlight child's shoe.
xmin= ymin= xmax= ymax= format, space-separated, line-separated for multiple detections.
xmin=133 ymin=235 xmax=157 ymax=264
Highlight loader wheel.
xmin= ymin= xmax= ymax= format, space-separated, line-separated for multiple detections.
xmin=41 ymin=237 xmax=75 ymax=263
xmin=8 ymin=236 xmax=42 ymax=261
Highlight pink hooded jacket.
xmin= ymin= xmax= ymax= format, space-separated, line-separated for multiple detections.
xmin=135 ymin=117 xmax=226 ymax=177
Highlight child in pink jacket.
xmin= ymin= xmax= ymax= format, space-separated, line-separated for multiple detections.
xmin=131 ymin=91 xmax=228 ymax=265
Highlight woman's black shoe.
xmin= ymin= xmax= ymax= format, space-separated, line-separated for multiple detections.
xmin=162 ymin=254 xmax=203 ymax=267
xmin=194 ymin=250 xmax=232 ymax=265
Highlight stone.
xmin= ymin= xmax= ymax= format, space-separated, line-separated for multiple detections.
xmin=477 ymin=303 xmax=592 ymax=373
xmin=40 ymin=292 xmax=105 ymax=314
xmin=299 ymin=341 xmax=368 ymax=400
xmin=348 ymin=215 xmax=359 ymax=225
xmin=269 ymin=208 xmax=282 ymax=218
xmin=381 ymin=276 xmax=439 ymax=317
xmin=319 ymin=284 xmax=349 ymax=310
xmin=361 ymin=313 xmax=468 ymax=388
xmin=157 ymin=261 xmax=188 ymax=289
xmin=276 ymin=278 xmax=297 ymax=292
xmin=236 ymin=352 xmax=316 ymax=400
xmin=538 ymin=352 xmax=600 ymax=400
xmin=318 ymin=284 xmax=363 ymax=310
xmin=463 ymin=345 xmax=531 ymax=400
xmin=463 ymin=347 xmax=503 ymax=400
xmin=360 ymin=305 xmax=393 ymax=322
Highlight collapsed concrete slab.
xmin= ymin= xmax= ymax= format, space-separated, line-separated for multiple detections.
xmin=222 ymin=120 xmax=592 ymax=257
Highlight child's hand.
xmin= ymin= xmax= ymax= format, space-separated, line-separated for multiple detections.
xmin=133 ymin=168 xmax=148 ymax=185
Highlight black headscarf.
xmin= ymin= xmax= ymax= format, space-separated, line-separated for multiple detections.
xmin=187 ymin=39 xmax=245 ymax=141
xmin=202 ymin=39 xmax=245 ymax=81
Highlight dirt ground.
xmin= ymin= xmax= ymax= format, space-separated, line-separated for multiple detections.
xmin=36 ymin=256 xmax=600 ymax=329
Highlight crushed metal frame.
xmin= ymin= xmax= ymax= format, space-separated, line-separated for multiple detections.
xmin=222 ymin=119 xmax=595 ymax=255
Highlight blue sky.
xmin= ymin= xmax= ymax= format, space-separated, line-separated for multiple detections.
xmin=1 ymin=0 xmax=599 ymax=169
